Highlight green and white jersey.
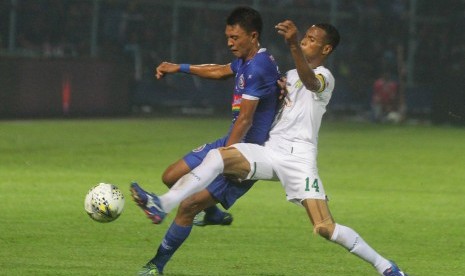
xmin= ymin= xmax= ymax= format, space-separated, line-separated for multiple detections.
xmin=268 ymin=66 xmax=335 ymax=151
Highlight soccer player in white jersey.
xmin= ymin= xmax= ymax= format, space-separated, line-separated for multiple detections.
xmin=132 ymin=20 xmax=408 ymax=275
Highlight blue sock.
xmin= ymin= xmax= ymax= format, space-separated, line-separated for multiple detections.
xmin=204 ymin=205 xmax=224 ymax=222
xmin=149 ymin=222 xmax=192 ymax=273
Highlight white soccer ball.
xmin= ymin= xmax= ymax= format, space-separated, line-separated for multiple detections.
xmin=84 ymin=183 xmax=125 ymax=223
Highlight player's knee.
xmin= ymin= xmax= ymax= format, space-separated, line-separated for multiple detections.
xmin=178 ymin=197 xmax=203 ymax=219
xmin=161 ymin=169 xmax=176 ymax=187
xmin=204 ymin=149 xmax=224 ymax=172
xmin=162 ymin=160 xmax=192 ymax=187
xmin=162 ymin=164 xmax=184 ymax=187
xmin=314 ymin=221 xmax=336 ymax=240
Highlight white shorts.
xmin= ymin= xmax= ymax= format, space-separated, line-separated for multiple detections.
xmin=232 ymin=141 xmax=326 ymax=204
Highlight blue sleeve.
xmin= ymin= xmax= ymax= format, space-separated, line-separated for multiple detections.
xmin=230 ymin=59 xmax=239 ymax=74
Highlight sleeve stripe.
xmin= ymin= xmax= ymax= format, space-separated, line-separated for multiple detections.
xmin=316 ymin=74 xmax=326 ymax=93
xmin=242 ymin=94 xmax=260 ymax=100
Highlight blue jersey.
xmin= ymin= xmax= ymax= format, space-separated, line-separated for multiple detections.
xmin=183 ymin=48 xmax=280 ymax=209
xmin=229 ymin=48 xmax=281 ymax=145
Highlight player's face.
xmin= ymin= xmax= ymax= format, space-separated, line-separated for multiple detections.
xmin=225 ymin=24 xmax=257 ymax=60
xmin=300 ymin=26 xmax=331 ymax=62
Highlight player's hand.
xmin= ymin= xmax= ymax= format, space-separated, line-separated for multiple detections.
xmin=155 ymin=62 xmax=180 ymax=79
xmin=275 ymin=20 xmax=299 ymax=47
xmin=277 ymin=77 xmax=288 ymax=101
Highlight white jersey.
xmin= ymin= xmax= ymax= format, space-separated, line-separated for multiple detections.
xmin=233 ymin=66 xmax=335 ymax=203
xmin=268 ymin=66 xmax=334 ymax=151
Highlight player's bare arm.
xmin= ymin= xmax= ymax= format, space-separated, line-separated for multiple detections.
xmin=275 ymin=20 xmax=322 ymax=92
xmin=225 ymin=98 xmax=259 ymax=146
xmin=155 ymin=62 xmax=233 ymax=80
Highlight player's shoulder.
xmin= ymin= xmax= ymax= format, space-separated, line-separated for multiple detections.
xmin=252 ymin=48 xmax=277 ymax=65
xmin=245 ymin=49 xmax=279 ymax=78
xmin=315 ymin=66 xmax=334 ymax=83
xmin=314 ymin=65 xmax=332 ymax=76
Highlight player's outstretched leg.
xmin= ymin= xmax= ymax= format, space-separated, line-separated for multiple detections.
xmin=330 ymin=223 xmax=409 ymax=275
xmin=130 ymin=182 xmax=166 ymax=224
xmin=303 ymin=199 xmax=408 ymax=275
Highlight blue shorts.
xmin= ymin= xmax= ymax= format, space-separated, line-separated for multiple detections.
xmin=183 ymin=136 xmax=256 ymax=209
xmin=183 ymin=136 xmax=228 ymax=169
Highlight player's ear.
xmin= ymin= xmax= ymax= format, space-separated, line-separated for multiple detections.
xmin=251 ymin=31 xmax=259 ymax=42
xmin=322 ymin=44 xmax=333 ymax=56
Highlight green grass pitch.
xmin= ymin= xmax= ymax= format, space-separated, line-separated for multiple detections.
xmin=0 ymin=117 xmax=464 ymax=275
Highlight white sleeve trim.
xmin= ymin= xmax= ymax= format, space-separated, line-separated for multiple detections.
xmin=242 ymin=94 xmax=259 ymax=100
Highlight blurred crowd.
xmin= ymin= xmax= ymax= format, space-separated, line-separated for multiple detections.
xmin=0 ymin=0 xmax=464 ymax=120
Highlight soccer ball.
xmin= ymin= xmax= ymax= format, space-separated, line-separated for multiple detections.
xmin=84 ymin=183 xmax=125 ymax=223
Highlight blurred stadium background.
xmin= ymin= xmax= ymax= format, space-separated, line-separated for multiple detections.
xmin=0 ymin=0 xmax=464 ymax=125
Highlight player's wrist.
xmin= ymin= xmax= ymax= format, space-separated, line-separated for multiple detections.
xmin=179 ymin=64 xmax=191 ymax=74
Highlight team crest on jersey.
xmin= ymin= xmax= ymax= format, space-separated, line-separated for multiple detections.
xmin=238 ymin=74 xmax=245 ymax=89
xmin=192 ymin=144 xmax=206 ymax=153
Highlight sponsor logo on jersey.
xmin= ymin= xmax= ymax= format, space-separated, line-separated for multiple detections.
xmin=192 ymin=144 xmax=206 ymax=153
xmin=232 ymin=94 xmax=242 ymax=113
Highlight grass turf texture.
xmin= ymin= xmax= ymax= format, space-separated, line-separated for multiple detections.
xmin=0 ymin=118 xmax=464 ymax=275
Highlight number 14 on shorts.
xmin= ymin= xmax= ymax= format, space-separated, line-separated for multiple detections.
xmin=305 ymin=177 xmax=320 ymax=192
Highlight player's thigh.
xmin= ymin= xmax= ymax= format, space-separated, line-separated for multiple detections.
xmin=183 ymin=136 xmax=228 ymax=169
xmin=219 ymin=147 xmax=251 ymax=180
xmin=231 ymin=143 xmax=275 ymax=180
xmin=164 ymin=136 xmax=228 ymax=185
xmin=276 ymin=156 xmax=326 ymax=202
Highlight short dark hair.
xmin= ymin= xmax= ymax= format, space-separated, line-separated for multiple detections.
xmin=314 ymin=23 xmax=340 ymax=51
xmin=226 ymin=6 xmax=263 ymax=38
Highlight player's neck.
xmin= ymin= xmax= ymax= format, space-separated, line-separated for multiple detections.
xmin=244 ymin=44 xmax=261 ymax=61
xmin=307 ymin=57 xmax=325 ymax=69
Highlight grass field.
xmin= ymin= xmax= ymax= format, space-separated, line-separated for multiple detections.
xmin=0 ymin=117 xmax=464 ymax=275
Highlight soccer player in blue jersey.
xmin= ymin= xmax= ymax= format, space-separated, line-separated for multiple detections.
xmin=131 ymin=6 xmax=281 ymax=275
xmin=148 ymin=6 xmax=280 ymax=227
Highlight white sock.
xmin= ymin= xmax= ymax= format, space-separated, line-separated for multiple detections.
xmin=331 ymin=223 xmax=392 ymax=274
xmin=159 ymin=149 xmax=224 ymax=213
